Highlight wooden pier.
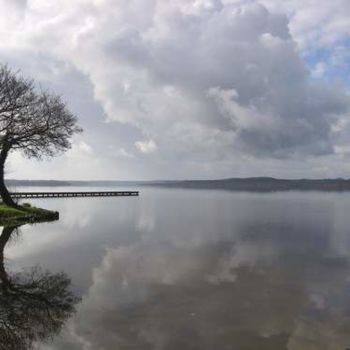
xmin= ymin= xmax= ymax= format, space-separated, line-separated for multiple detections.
xmin=10 ymin=191 xmax=139 ymax=199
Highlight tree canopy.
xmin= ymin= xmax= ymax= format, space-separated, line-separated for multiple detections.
xmin=0 ymin=64 xmax=82 ymax=206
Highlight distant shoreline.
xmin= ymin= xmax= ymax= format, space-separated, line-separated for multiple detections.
xmin=6 ymin=177 xmax=350 ymax=192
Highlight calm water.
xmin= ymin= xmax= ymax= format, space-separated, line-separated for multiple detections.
xmin=3 ymin=187 xmax=350 ymax=349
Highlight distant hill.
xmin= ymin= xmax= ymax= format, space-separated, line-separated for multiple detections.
xmin=6 ymin=179 xmax=71 ymax=187
xmin=68 ymin=181 xmax=142 ymax=187
xmin=6 ymin=177 xmax=350 ymax=192
xmin=5 ymin=180 xmax=140 ymax=187
xmin=141 ymin=177 xmax=350 ymax=192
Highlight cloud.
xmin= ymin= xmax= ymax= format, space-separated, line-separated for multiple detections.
xmin=311 ymin=62 xmax=327 ymax=78
xmin=66 ymin=141 xmax=93 ymax=159
xmin=0 ymin=0 xmax=350 ymax=179
xmin=69 ymin=0 xmax=349 ymax=160
xmin=135 ymin=139 xmax=157 ymax=154
xmin=254 ymin=0 xmax=350 ymax=49
xmin=112 ymin=147 xmax=135 ymax=158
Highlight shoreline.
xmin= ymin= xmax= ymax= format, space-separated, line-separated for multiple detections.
xmin=0 ymin=204 xmax=59 ymax=226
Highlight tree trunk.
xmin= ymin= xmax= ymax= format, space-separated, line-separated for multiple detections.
xmin=0 ymin=144 xmax=16 ymax=207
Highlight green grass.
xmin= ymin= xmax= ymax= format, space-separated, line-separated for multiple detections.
xmin=0 ymin=203 xmax=59 ymax=226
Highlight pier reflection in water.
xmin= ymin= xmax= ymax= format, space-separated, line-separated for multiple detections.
xmin=0 ymin=225 xmax=79 ymax=350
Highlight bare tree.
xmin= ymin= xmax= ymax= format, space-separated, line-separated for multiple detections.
xmin=0 ymin=64 xmax=82 ymax=206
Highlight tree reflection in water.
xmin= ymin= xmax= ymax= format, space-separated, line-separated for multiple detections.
xmin=0 ymin=225 xmax=79 ymax=350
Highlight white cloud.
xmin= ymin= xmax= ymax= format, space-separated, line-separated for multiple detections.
xmin=0 ymin=0 xmax=350 ymax=179
xmin=135 ymin=139 xmax=157 ymax=154
xmin=238 ymin=0 xmax=350 ymax=49
xmin=113 ymin=147 xmax=134 ymax=158
xmin=68 ymin=1 xmax=348 ymax=159
xmin=66 ymin=141 xmax=93 ymax=159
xmin=311 ymin=62 xmax=327 ymax=78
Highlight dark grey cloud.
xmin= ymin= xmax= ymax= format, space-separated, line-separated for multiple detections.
xmin=62 ymin=1 xmax=349 ymax=161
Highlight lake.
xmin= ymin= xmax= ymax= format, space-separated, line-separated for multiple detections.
xmin=3 ymin=187 xmax=350 ymax=349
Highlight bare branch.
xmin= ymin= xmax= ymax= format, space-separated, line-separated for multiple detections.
xmin=0 ymin=63 xmax=83 ymax=206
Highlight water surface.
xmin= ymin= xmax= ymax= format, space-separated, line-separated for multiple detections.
xmin=3 ymin=187 xmax=350 ymax=349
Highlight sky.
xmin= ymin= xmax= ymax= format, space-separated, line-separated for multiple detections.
xmin=0 ymin=0 xmax=350 ymax=180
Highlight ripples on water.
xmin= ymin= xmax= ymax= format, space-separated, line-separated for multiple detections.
xmin=2 ymin=187 xmax=350 ymax=349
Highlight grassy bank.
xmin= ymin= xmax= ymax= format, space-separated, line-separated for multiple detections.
xmin=0 ymin=203 xmax=59 ymax=226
